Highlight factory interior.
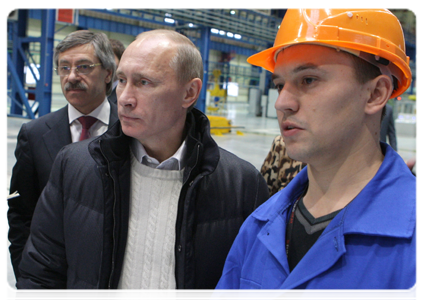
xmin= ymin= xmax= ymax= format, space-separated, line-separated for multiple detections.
xmin=5 ymin=8 xmax=417 ymax=297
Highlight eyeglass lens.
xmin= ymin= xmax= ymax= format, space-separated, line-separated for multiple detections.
xmin=56 ymin=64 xmax=100 ymax=76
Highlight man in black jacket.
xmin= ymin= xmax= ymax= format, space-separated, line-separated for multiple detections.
xmin=8 ymin=30 xmax=118 ymax=281
xmin=17 ymin=29 xmax=269 ymax=289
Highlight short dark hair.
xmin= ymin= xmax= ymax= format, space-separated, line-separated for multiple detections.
xmin=109 ymin=38 xmax=126 ymax=61
xmin=54 ymin=30 xmax=116 ymax=95
xmin=349 ymin=54 xmax=381 ymax=85
xmin=347 ymin=53 xmax=390 ymax=121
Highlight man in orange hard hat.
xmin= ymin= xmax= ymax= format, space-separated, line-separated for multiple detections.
xmin=216 ymin=9 xmax=415 ymax=289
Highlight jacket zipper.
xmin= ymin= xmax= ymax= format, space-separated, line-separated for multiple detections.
xmin=184 ymin=144 xmax=201 ymax=185
xmin=98 ymin=140 xmax=118 ymax=289
xmin=176 ymin=144 xmax=204 ymax=300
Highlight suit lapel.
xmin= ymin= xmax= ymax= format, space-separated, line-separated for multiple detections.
xmin=42 ymin=102 xmax=117 ymax=162
xmin=108 ymin=100 xmax=118 ymax=128
xmin=42 ymin=106 xmax=72 ymax=161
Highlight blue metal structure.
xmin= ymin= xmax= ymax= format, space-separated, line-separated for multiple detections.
xmin=7 ymin=9 xmax=416 ymax=117
xmin=8 ymin=9 xmax=55 ymax=119
xmin=7 ymin=52 xmax=34 ymax=119
xmin=37 ymin=10 xmax=56 ymax=116
xmin=196 ymin=26 xmax=211 ymax=112
xmin=9 ymin=10 xmax=29 ymax=118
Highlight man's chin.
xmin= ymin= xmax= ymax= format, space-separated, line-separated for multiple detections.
xmin=66 ymin=89 xmax=86 ymax=94
xmin=65 ymin=91 xmax=87 ymax=103
xmin=285 ymin=146 xmax=309 ymax=164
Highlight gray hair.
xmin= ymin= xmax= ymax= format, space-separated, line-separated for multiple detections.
xmin=54 ymin=30 xmax=116 ymax=95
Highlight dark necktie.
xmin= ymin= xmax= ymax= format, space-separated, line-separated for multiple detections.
xmin=78 ymin=116 xmax=97 ymax=141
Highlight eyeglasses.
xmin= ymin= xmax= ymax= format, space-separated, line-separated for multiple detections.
xmin=55 ymin=63 xmax=102 ymax=76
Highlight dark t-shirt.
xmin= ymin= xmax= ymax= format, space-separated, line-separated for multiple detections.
xmin=287 ymin=196 xmax=341 ymax=271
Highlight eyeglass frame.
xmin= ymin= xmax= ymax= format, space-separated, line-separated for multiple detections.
xmin=54 ymin=63 xmax=102 ymax=76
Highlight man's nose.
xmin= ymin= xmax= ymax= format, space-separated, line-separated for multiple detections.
xmin=67 ymin=68 xmax=81 ymax=82
xmin=274 ymin=85 xmax=299 ymax=115
xmin=117 ymin=84 xmax=136 ymax=108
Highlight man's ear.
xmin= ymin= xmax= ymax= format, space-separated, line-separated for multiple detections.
xmin=182 ymin=78 xmax=202 ymax=108
xmin=364 ymin=75 xmax=393 ymax=115
xmin=105 ymin=68 xmax=113 ymax=84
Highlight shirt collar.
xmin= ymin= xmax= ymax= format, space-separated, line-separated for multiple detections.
xmin=130 ymin=138 xmax=186 ymax=171
xmin=68 ymin=97 xmax=110 ymax=125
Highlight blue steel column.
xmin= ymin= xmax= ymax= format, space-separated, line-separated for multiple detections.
xmin=10 ymin=10 xmax=28 ymax=116
xmin=196 ymin=26 xmax=210 ymax=113
xmin=37 ymin=9 xmax=55 ymax=116
xmin=4 ymin=22 xmax=13 ymax=90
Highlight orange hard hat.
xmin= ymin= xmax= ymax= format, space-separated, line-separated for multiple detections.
xmin=247 ymin=9 xmax=412 ymax=98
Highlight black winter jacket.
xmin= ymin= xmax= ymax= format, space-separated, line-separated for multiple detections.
xmin=17 ymin=109 xmax=269 ymax=289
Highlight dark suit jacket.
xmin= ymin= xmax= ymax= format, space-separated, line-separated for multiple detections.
xmin=380 ymin=104 xmax=397 ymax=151
xmin=7 ymin=100 xmax=118 ymax=280
xmin=108 ymin=86 xmax=117 ymax=104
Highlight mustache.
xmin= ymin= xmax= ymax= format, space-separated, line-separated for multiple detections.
xmin=64 ymin=82 xmax=87 ymax=91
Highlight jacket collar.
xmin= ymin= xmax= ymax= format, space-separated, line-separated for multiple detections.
xmin=108 ymin=100 xmax=119 ymax=126
xmin=253 ymin=142 xmax=415 ymax=239
xmin=183 ymin=108 xmax=219 ymax=180
xmin=254 ymin=143 xmax=415 ymax=289
xmin=331 ymin=143 xmax=415 ymax=239
xmin=88 ymin=108 xmax=220 ymax=178
xmin=43 ymin=105 xmax=72 ymax=161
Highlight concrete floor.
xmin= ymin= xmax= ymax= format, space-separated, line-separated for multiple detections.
xmin=4 ymin=102 xmax=417 ymax=291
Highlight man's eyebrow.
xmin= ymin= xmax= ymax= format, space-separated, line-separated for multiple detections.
xmin=58 ymin=58 xmax=94 ymax=65
xmin=115 ymin=70 xmax=143 ymax=78
xmin=133 ymin=72 xmax=161 ymax=84
xmin=132 ymin=73 xmax=145 ymax=80
xmin=116 ymin=69 xmax=124 ymax=77
xmin=292 ymin=63 xmax=319 ymax=74
xmin=271 ymin=63 xmax=323 ymax=81
xmin=116 ymin=71 xmax=160 ymax=84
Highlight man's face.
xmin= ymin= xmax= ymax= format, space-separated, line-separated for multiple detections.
xmin=116 ymin=36 xmax=190 ymax=149
xmin=58 ymin=44 xmax=112 ymax=114
xmin=273 ymin=44 xmax=371 ymax=165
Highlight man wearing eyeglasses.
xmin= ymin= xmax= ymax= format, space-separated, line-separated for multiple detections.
xmin=7 ymin=30 xmax=119 ymax=282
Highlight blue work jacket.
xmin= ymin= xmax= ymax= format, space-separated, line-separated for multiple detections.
xmin=216 ymin=143 xmax=416 ymax=289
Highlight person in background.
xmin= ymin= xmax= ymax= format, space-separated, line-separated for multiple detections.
xmin=380 ymin=103 xmax=397 ymax=151
xmin=217 ymin=8 xmax=415 ymax=289
xmin=7 ymin=30 xmax=118 ymax=281
xmin=16 ymin=29 xmax=269 ymax=289
xmin=260 ymin=135 xmax=306 ymax=196
xmin=108 ymin=38 xmax=126 ymax=104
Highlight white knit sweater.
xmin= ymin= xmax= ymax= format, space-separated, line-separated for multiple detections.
xmin=118 ymin=152 xmax=183 ymax=289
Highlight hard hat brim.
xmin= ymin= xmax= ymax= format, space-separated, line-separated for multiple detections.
xmin=247 ymin=46 xmax=280 ymax=73
xmin=247 ymin=41 xmax=412 ymax=98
